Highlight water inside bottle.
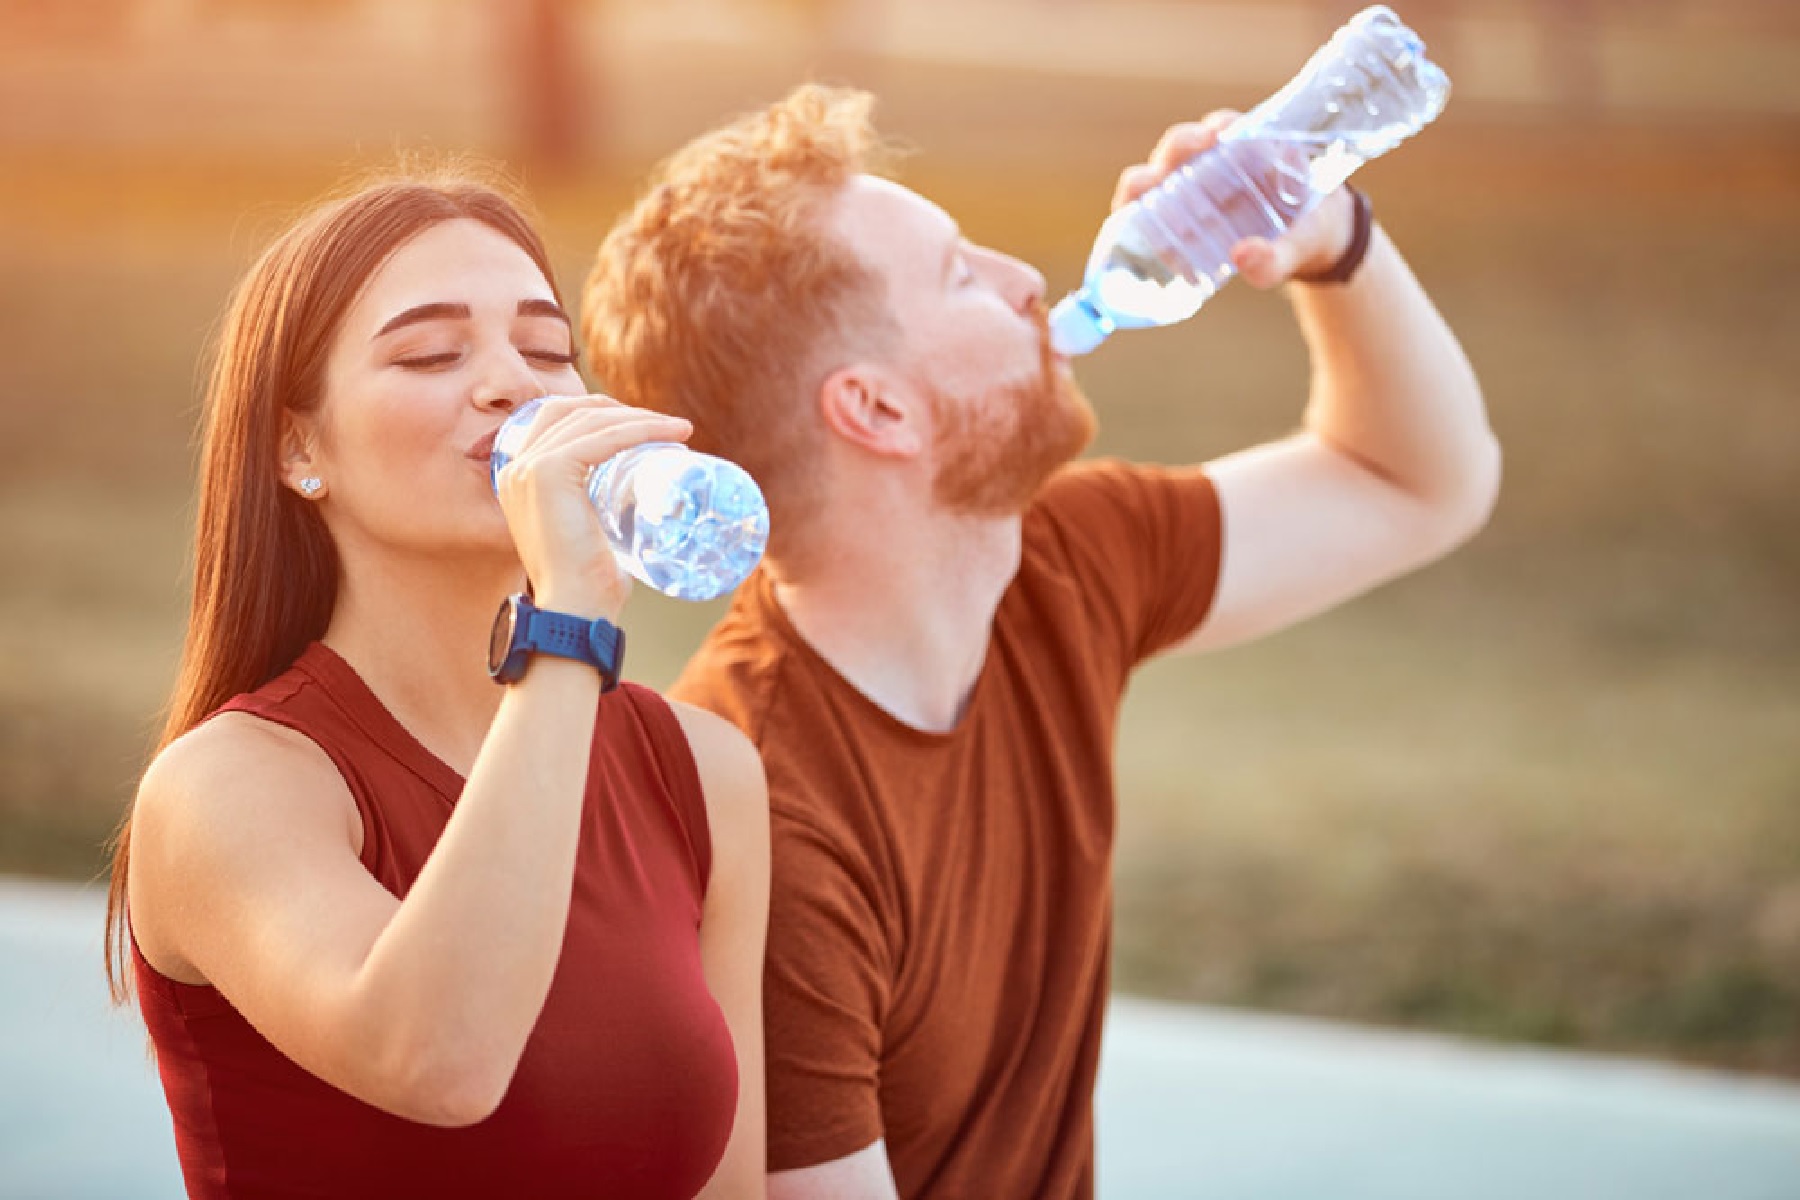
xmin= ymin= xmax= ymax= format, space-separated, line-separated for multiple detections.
xmin=588 ymin=445 xmax=765 ymax=601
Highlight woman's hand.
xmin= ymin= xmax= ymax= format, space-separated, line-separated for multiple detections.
xmin=1109 ymin=110 xmax=1358 ymax=289
xmin=491 ymin=394 xmax=692 ymax=620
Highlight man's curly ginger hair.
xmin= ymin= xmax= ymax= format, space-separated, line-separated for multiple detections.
xmin=581 ymin=85 xmax=901 ymax=553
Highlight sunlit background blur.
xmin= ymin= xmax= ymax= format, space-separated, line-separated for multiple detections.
xmin=1 ymin=0 xmax=1796 ymax=1081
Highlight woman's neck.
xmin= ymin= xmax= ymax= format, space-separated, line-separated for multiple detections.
xmin=322 ymin=549 xmax=525 ymax=778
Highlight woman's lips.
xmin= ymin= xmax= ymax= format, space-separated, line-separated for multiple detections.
xmin=467 ymin=428 xmax=499 ymax=462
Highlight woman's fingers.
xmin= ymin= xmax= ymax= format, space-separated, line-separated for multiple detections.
xmin=499 ymin=396 xmax=689 ymax=477
xmin=491 ymin=399 xmax=689 ymax=617
xmin=533 ymin=418 xmax=695 ymax=475
xmin=520 ymin=406 xmax=690 ymax=465
xmin=505 ymin=393 xmax=620 ymax=450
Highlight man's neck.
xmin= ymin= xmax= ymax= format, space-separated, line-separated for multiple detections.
xmin=772 ymin=508 xmax=1023 ymax=734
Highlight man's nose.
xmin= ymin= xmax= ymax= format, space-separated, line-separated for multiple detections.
xmin=983 ymin=247 xmax=1046 ymax=313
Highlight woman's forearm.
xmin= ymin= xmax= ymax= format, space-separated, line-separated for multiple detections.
xmin=346 ymin=656 xmax=601 ymax=1124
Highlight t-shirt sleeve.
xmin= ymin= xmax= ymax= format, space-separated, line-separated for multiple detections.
xmin=1031 ymin=457 xmax=1224 ymax=666
xmin=762 ymin=800 xmax=893 ymax=1171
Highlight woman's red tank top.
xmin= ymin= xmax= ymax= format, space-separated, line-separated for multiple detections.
xmin=132 ymin=642 xmax=738 ymax=1198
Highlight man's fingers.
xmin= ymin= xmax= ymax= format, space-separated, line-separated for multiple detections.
xmin=1113 ymin=110 xmax=1245 ymax=211
xmin=1111 ymin=163 xmax=1161 ymax=210
xmin=1231 ymin=237 xmax=1290 ymax=290
xmin=1147 ymin=123 xmax=1215 ymax=176
xmin=1147 ymin=110 xmax=1241 ymax=175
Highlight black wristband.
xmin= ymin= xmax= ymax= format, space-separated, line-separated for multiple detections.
xmin=1294 ymin=185 xmax=1373 ymax=286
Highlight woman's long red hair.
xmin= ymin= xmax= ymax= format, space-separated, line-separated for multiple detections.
xmin=105 ymin=171 xmax=562 ymax=1002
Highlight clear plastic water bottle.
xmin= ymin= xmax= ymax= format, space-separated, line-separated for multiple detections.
xmin=489 ymin=397 xmax=770 ymax=601
xmin=1048 ymin=4 xmax=1450 ymax=356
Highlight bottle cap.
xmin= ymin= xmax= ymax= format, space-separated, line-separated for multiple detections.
xmin=1048 ymin=291 xmax=1111 ymax=357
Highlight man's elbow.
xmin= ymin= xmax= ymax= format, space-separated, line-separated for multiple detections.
xmin=1435 ymin=428 xmax=1502 ymax=551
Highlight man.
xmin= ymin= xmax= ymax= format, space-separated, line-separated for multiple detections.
xmin=581 ymin=85 xmax=1498 ymax=1200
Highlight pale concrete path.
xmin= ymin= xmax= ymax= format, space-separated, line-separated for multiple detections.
xmin=4 ymin=878 xmax=1798 ymax=1198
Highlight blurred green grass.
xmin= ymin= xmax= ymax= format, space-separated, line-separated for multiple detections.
xmin=1 ymin=119 xmax=1796 ymax=1076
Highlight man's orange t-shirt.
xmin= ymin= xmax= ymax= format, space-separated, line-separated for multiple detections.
xmin=672 ymin=458 xmax=1222 ymax=1199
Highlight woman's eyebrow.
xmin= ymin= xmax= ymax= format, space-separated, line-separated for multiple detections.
xmin=518 ymin=298 xmax=570 ymax=324
xmin=374 ymin=302 xmax=470 ymax=338
xmin=374 ymin=299 xmax=568 ymax=339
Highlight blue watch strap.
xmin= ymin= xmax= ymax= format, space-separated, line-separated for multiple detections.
xmin=527 ymin=606 xmax=624 ymax=689
xmin=493 ymin=594 xmax=625 ymax=689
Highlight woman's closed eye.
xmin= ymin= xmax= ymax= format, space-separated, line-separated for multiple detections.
xmin=393 ymin=350 xmax=462 ymax=370
xmin=391 ymin=346 xmax=576 ymax=371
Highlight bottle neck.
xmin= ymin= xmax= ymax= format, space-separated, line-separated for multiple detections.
xmin=1048 ymin=287 xmax=1113 ymax=357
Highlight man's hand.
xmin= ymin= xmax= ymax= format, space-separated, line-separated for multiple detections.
xmin=1110 ymin=110 xmax=1357 ymax=288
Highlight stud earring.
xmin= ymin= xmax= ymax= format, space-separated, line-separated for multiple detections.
xmin=299 ymin=477 xmax=324 ymax=498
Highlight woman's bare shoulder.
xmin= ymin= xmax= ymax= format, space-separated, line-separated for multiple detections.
xmin=666 ymin=700 xmax=767 ymax=881
xmin=131 ymin=712 xmax=364 ymax=980
xmin=134 ymin=712 xmax=362 ymax=900
xmin=666 ymin=702 xmax=764 ymax=802
xmin=142 ymin=711 xmax=342 ymax=807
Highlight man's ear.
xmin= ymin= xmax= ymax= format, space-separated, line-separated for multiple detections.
xmin=818 ymin=363 xmax=925 ymax=458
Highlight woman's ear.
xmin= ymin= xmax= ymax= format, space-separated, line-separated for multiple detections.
xmin=279 ymin=411 xmax=325 ymax=499
xmin=817 ymin=363 xmax=925 ymax=459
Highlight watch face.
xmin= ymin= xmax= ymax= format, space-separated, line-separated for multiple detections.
xmin=488 ymin=597 xmax=520 ymax=676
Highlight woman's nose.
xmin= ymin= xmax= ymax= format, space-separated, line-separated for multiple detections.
xmin=471 ymin=351 xmax=546 ymax=413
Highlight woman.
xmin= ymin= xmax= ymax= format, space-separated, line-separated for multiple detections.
xmin=103 ymin=171 xmax=768 ymax=1198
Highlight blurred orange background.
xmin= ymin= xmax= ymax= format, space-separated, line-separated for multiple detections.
xmin=1 ymin=0 xmax=1796 ymax=1076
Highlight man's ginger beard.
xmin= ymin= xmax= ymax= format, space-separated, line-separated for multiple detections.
xmin=929 ymin=306 xmax=1098 ymax=516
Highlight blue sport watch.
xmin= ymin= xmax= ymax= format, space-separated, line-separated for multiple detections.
xmin=487 ymin=593 xmax=625 ymax=689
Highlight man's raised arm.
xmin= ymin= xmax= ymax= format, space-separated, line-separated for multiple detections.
xmin=1112 ymin=114 xmax=1499 ymax=656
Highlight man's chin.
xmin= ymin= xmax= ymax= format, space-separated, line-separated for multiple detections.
xmin=935 ymin=416 xmax=1094 ymax=517
xmin=1059 ymin=376 xmax=1099 ymax=457
xmin=927 ymin=363 xmax=1098 ymax=515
